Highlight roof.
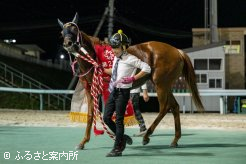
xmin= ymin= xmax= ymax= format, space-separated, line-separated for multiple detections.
xmin=0 ymin=40 xmax=26 ymax=52
xmin=15 ymin=44 xmax=46 ymax=53
xmin=183 ymin=42 xmax=225 ymax=53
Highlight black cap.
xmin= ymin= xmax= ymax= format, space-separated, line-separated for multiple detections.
xmin=109 ymin=29 xmax=130 ymax=48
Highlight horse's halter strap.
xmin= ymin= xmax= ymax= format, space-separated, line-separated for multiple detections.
xmin=70 ymin=59 xmax=94 ymax=78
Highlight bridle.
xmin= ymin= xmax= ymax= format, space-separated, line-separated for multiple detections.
xmin=62 ymin=22 xmax=82 ymax=54
xmin=60 ymin=21 xmax=96 ymax=86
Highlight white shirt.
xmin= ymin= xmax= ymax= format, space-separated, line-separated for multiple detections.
xmin=130 ymin=83 xmax=147 ymax=93
xmin=113 ymin=52 xmax=151 ymax=89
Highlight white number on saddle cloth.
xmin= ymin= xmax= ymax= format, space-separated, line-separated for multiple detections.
xmin=104 ymin=49 xmax=114 ymax=67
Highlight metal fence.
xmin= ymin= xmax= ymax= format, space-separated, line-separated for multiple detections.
xmin=0 ymin=87 xmax=74 ymax=111
xmin=1 ymin=86 xmax=246 ymax=114
xmin=0 ymin=62 xmax=71 ymax=110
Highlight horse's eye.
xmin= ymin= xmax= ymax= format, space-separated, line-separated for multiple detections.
xmin=71 ymin=27 xmax=78 ymax=33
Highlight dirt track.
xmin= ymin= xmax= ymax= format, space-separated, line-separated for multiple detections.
xmin=1 ymin=109 xmax=246 ymax=131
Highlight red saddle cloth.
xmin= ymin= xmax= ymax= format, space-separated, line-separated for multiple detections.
xmin=70 ymin=44 xmax=138 ymax=126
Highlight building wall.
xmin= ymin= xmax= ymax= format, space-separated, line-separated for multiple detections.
xmin=187 ymin=46 xmax=225 ymax=89
xmin=0 ymin=42 xmax=24 ymax=56
xmin=192 ymin=28 xmax=246 ymax=89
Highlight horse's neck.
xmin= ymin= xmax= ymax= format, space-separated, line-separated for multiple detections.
xmin=79 ymin=32 xmax=97 ymax=59
xmin=89 ymin=36 xmax=101 ymax=45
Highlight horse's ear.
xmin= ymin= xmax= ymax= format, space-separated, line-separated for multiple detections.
xmin=72 ymin=12 xmax=79 ymax=24
xmin=57 ymin=19 xmax=64 ymax=29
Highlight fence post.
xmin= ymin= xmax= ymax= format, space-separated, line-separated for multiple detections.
xmin=63 ymin=98 xmax=66 ymax=111
xmin=11 ymin=72 xmax=14 ymax=85
xmin=21 ymin=73 xmax=24 ymax=87
xmin=40 ymin=94 xmax=43 ymax=111
xmin=219 ymin=96 xmax=224 ymax=114
xmin=4 ymin=64 xmax=7 ymax=79
xmin=182 ymin=96 xmax=186 ymax=114
xmin=48 ymin=94 xmax=50 ymax=109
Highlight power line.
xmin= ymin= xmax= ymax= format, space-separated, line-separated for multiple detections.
xmin=115 ymin=16 xmax=192 ymax=38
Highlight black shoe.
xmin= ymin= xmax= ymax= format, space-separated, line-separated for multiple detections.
xmin=119 ymin=135 xmax=133 ymax=152
xmin=140 ymin=126 xmax=147 ymax=132
xmin=124 ymin=135 xmax=133 ymax=145
xmin=120 ymin=136 xmax=127 ymax=152
xmin=106 ymin=148 xmax=122 ymax=157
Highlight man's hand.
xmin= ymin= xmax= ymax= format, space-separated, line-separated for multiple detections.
xmin=143 ymin=90 xmax=149 ymax=102
xmin=121 ymin=76 xmax=136 ymax=84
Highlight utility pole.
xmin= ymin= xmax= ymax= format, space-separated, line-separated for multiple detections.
xmin=204 ymin=0 xmax=209 ymax=45
xmin=210 ymin=0 xmax=219 ymax=43
xmin=108 ymin=0 xmax=115 ymax=39
xmin=93 ymin=7 xmax=109 ymax=37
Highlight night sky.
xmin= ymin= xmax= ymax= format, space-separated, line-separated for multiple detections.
xmin=0 ymin=0 xmax=246 ymax=59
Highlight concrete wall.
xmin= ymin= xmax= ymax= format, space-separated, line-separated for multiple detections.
xmin=192 ymin=28 xmax=246 ymax=89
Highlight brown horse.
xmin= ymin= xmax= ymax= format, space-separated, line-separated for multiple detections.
xmin=58 ymin=13 xmax=204 ymax=149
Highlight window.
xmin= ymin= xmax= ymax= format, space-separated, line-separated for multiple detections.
xmin=224 ymin=40 xmax=241 ymax=54
xmin=194 ymin=59 xmax=222 ymax=71
xmin=209 ymin=79 xmax=215 ymax=88
xmin=209 ymin=59 xmax=221 ymax=70
xmin=201 ymin=74 xmax=207 ymax=83
xmin=209 ymin=78 xmax=222 ymax=88
xmin=216 ymin=79 xmax=222 ymax=88
xmin=194 ymin=59 xmax=207 ymax=70
xmin=196 ymin=74 xmax=207 ymax=83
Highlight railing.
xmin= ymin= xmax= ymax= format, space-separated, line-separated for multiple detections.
xmin=142 ymin=89 xmax=246 ymax=114
xmin=1 ymin=87 xmax=246 ymax=114
xmin=0 ymin=62 xmax=71 ymax=110
xmin=0 ymin=87 xmax=74 ymax=111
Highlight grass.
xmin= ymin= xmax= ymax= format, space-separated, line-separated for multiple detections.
xmin=0 ymin=92 xmax=39 ymax=109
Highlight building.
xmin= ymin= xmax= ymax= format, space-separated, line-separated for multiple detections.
xmin=184 ymin=43 xmax=225 ymax=89
xmin=0 ymin=40 xmax=45 ymax=59
xmin=192 ymin=27 xmax=246 ymax=89
xmin=174 ymin=43 xmax=226 ymax=113
xmin=15 ymin=44 xmax=45 ymax=59
xmin=0 ymin=40 xmax=25 ymax=56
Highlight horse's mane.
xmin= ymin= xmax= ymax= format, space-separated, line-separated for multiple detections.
xmin=88 ymin=36 xmax=102 ymax=45
xmin=79 ymin=31 xmax=97 ymax=58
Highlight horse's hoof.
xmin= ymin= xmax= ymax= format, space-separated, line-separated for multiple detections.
xmin=142 ymin=137 xmax=150 ymax=145
xmin=75 ymin=144 xmax=84 ymax=150
xmin=169 ymin=142 xmax=178 ymax=148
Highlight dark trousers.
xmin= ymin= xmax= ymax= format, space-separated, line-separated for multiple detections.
xmin=103 ymin=88 xmax=130 ymax=146
xmin=130 ymin=93 xmax=146 ymax=131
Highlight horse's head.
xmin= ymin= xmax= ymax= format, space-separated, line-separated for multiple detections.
xmin=58 ymin=13 xmax=80 ymax=53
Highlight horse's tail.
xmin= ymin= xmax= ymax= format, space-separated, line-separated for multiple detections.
xmin=181 ymin=52 xmax=205 ymax=112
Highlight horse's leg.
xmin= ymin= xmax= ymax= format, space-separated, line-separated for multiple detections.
xmin=76 ymin=94 xmax=94 ymax=149
xmin=169 ymin=93 xmax=181 ymax=147
xmin=142 ymin=88 xmax=170 ymax=145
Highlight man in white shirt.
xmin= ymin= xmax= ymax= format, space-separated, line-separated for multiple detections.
xmin=131 ymin=83 xmax=149 ymax=137
xmin=103 ymin=30 xmax=151 ymax=157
